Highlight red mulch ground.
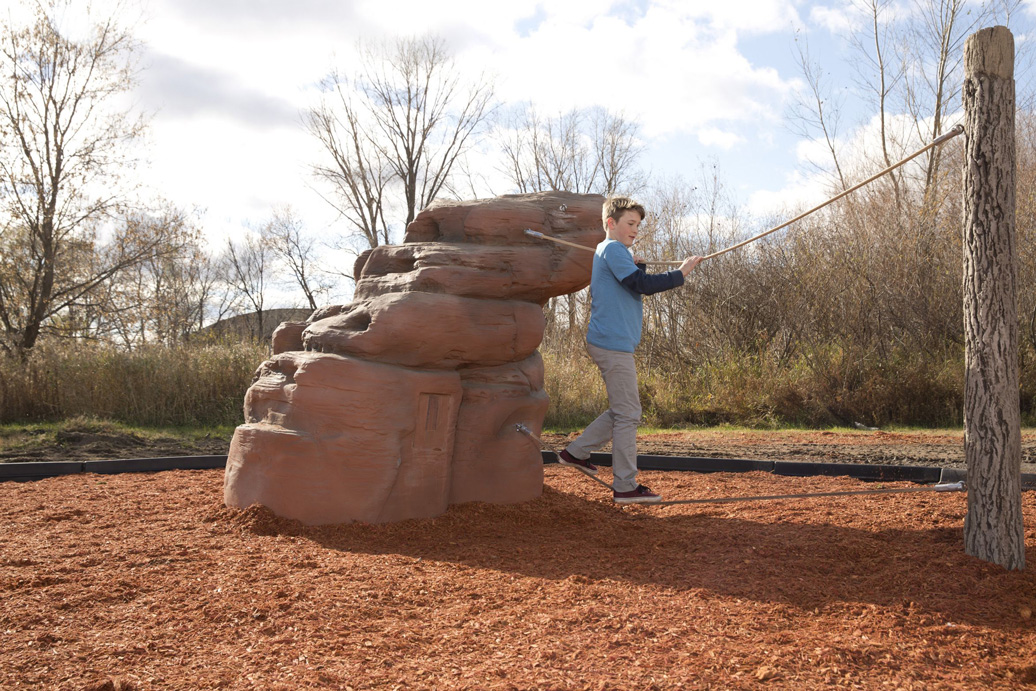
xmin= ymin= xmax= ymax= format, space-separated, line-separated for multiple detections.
xmin=2 ymin=466 xmax=1035 ymax=690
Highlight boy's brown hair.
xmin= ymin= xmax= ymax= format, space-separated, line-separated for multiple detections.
xmin=602 ymin=196 xmax=646 ymax=229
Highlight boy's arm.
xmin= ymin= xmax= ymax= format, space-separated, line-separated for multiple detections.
xmin=620 ymin=266 xmax=685 ymax=295
xmin=620 ymin=255 xmax=704 ymax=295
xmin=602 ymin=243 xmax=702 ymax=296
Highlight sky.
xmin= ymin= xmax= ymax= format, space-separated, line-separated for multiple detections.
xmin=23 ymin=0 xmax=1036 ymax=302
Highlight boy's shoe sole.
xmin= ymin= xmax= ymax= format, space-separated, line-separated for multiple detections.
xmin=613 ymin=495 xmax=662 ymax=504
xmin=613 ymin=484 xmax=662 ymax=504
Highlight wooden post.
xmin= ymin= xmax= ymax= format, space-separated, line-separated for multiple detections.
xmin=962 ymin=26 xmax=1025 ymax=570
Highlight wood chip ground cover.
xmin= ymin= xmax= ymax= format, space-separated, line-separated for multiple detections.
xmin=2 ymin=466 xmax=1035 ymax=689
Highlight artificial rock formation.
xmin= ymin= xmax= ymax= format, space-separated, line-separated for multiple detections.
xmin=224 ymin=192 xmax=604 ymax=524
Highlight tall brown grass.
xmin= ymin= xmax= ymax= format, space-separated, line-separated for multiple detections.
xmin=541 ymin=340 xmax=978 ymax=430
xmin=1 ymin=337 xmax=1029 ymax=430
xmin=0 ymin=341 xmax=267 ymax=426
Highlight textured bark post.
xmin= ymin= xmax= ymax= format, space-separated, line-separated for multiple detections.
xmin=962 ymin=26 xmax=1025 ymax=570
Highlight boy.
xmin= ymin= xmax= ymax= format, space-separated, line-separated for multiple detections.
xmin=558 ymin=196 xmax=703 ymax=503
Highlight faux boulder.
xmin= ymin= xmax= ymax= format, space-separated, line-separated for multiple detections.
xmin=224 ymin=191 xmax=604 ymax=524
xmin=224 ymin=352 xmax=462 ymax=525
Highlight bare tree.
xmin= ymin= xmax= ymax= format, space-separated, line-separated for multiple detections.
xmin=223 ymin=233 xmax=273 ymax=341
xmin=502 ymin=108 xmax=577 ymax=193
xmin=192 ymin=250 xmax=236 ymax=335
xmin=260 ymin=206 xmax=334 ymax=310
xmin=499 ymin=105 xmax=645 ymax=195
xmin=498 ymin=104 xmax=645 ymax=340
xmin=592 ymin=108 xmax=645 ymax=196
xmin=88 ymin=208 xmax=231 ymax=347
xmin=366 ymin=37 xmax=495 ymax=227
xmin=0 ymin=0 xmax=150 ymax=354
xmin=786 ymin=32 xmax=849 ymax=190
xmin=789 ymin=1 xmax=1025 ymax=204
xmin=308 ymin=35 xmax=495 ymax=250
xmin=307 ymin=74 xmax=392 ymax=250
xmin=498 ymin=104 xmax=644 ymax=338
xmin=848 ymin=0 xmax=906 ymax=207
xmin=902 ymin=0 xmax=987 ymax=198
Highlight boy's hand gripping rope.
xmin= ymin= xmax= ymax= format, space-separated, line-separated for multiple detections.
xmin=514 ymin=423 xmax=966 ymax=505
xmin=525 ymin=125 xmax=965 ymax=265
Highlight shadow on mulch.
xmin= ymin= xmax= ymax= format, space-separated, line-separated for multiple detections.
xmin=227 ymin=482 xmax=1035 ymax=633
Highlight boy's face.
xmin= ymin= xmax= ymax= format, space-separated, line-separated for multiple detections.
xmin=606 ymin=210 xmax=643 ymax=248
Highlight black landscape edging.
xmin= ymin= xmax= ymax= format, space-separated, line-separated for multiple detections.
xmin=0 ymin=456 xmax=227 ymax=482
xmin=772 ymin=460 xmax=943 ymax=483
xmin=82 ymin=456 xmax=228 ymax=474
xmin=542 ymin=450 xmax=1036 ymax=488
xmin=560 ymin=451 xmax=942 ymax=482
xmin=617 ymin=453 xmax=774 ymax=474
xmin=0 ymin=461 xmax=83 ymax=480
xmin=2 ymin=452 xmax=1034 ymax=489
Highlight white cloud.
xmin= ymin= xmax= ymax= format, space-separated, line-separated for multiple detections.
xmin=795 ymin=108 xmax=962 ymax=173
xmin=137 ymin=112 xmax=334 ymax=244
xmin=158 ymin=0 xmax=360 ymax=34
xmin=138 ymin=50 xmax=299 ymax=128
xmin=481 ymin=2 xmax=798 ymax=139
xmin=808 ymin=5 xmax=854 ymax=34
xmin=751 ymin=103 xmax=970 ymax=222
xmin=38 ymin=0 xmax=885 ymax=253
xmin=697 ymin=127 xmax=745 ymax=149
xmin=746 ymin=167 xmax=829 ymax=219
xmin=130 ymin=0 xmax=816 ymax=251
xmin=794 ymin=135 xmax=835 ymax=170
xmin=351 ymin=0 xmax=543 ymax=43
xmin=691 ymin=0 xmax=802 ymax=34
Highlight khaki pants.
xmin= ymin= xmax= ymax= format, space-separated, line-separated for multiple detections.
xmin=564 ymin=342 xmax=642 ymax=492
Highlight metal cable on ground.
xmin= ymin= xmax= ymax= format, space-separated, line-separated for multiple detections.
xmin=515 ymin=424 xmax=617 ymax=491
xmin=514 ymin=424 xmax=967 ymax=506
xmin=656 ymin=482 xmax=965 ymax=506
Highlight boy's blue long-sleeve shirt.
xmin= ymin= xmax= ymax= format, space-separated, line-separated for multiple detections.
xmin=586 ymin=239 xmax=684 ymax=353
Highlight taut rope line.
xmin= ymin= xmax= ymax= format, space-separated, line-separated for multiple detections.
xmin=702 ymin=124 xmax=965 ymax=260
xmin=525 ymin=124 xmax=965 ymax=265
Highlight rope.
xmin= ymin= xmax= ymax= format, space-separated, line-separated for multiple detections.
xmin=703 ymin=124 xmax=964 ymax=260
xmin=523 ymin=230 xmax=677 ymax=267
xmin=524 ymin=125 xmax=965 ymax=265
xmin=575 ymin=468 xmax=616 ymax=492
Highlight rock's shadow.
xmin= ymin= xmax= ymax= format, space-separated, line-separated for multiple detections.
xmin=241 ymin=483 xmax=1036 ymax=632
